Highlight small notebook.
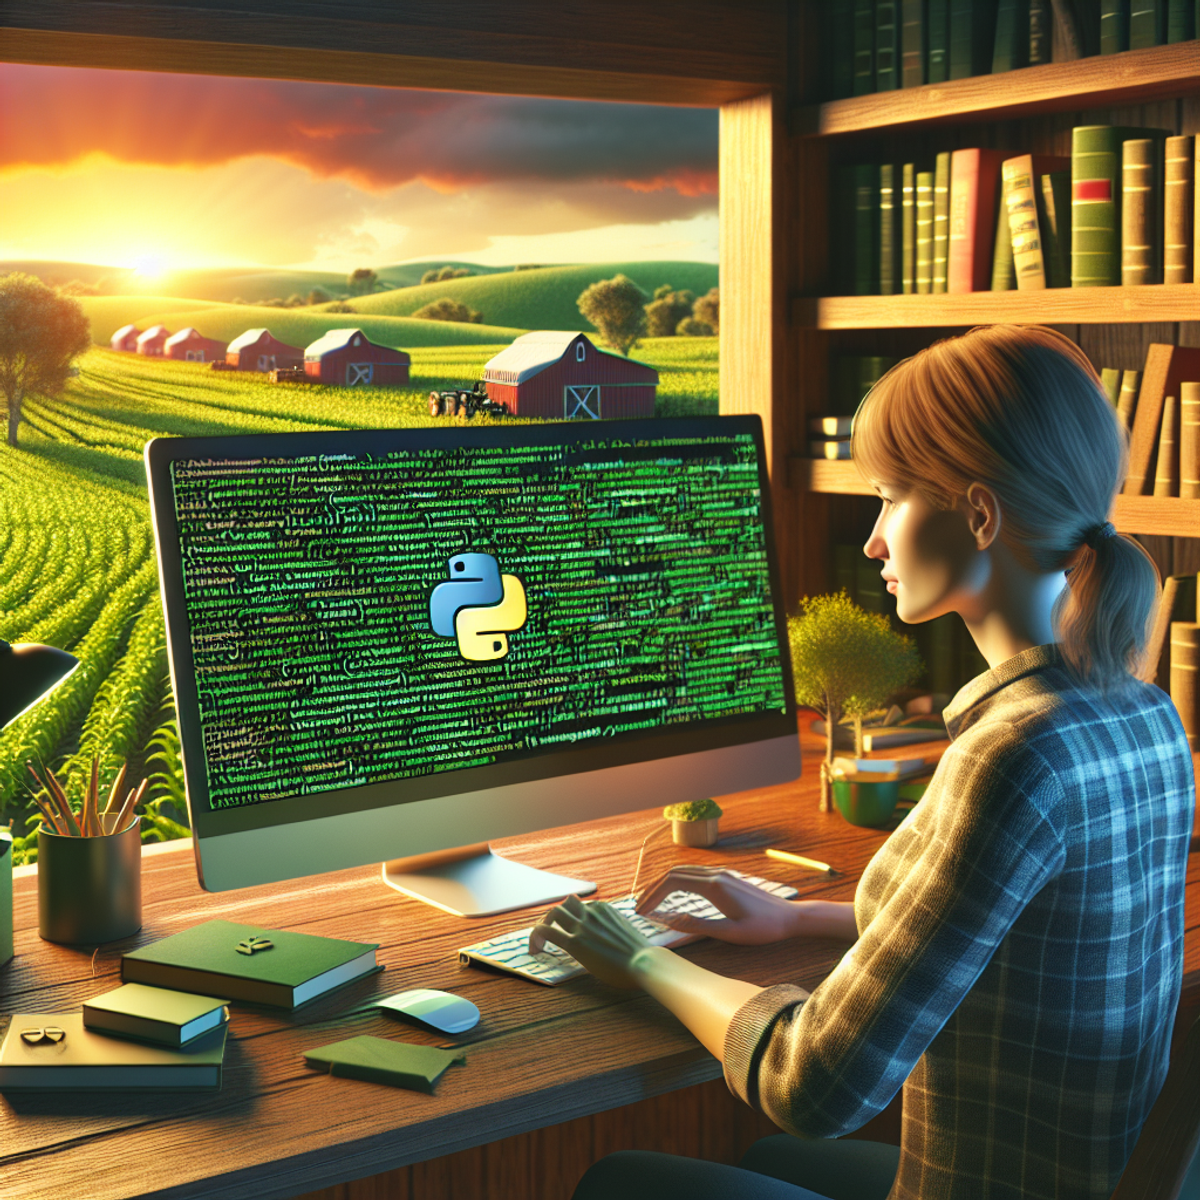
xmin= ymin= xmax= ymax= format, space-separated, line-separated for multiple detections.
xmin=83 ymin=982 xmax=230 ymax=1048
xmin=459 ymin=872 xmax=798 ymax=987
xmin=0 ymin=1012 xmax=227 ymax=1091
xmin=304 ymin=1036 xmax=465 ymax=1094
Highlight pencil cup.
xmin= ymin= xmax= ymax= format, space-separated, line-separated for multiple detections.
xmin=1 ymin=829 xmax=12 ymax=966
xmin=831 ymin=778 xmax=900 ymax=828
xmin=37 ymin=815 xmax=141 ymax=945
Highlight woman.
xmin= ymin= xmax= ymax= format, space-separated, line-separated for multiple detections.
xmin=533 ymin=326 xmax=1195 ymax=1200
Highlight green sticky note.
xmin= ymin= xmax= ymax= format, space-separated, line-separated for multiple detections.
xmin=304 ymin=1036 xmax=465 ymax=1093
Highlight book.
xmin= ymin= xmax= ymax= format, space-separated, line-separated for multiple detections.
xmin=916 ymin=170 xmax=935 ymax=292
xmin=1164 ymin=134 xmax=1194 ymax=284
xmin=83 ymin=982 xmax=230 ymax=1048
xmin=121 ymin=919 xmax=380 ymax=1009
xmin=901 ymin=0 xmax=926 ymax=86
xmin=1051 ymin=0 xmax=1085 ymax=57
xmin=927 ymin=0 xmax=950 ymax=80
xmin=1100 ymin=0 xmax=1131 ymax=51
xmin=1181 ymin=380 xmax=1200 ymax=500
xmin=1101 ymin=367 xmax=1122 ymax=404
xmin=991 ymin=185 xmax=1016 ymax=290
xmin=1130 ymin=0 xmax=1167 ymax=46
xmin=950 ymin=0 xmax=998 ymax=77
xmin=880 ymin=162 xmax=900 ymax=294
xmin=832 ymin=755 xmax=936 ymax=780
xmin=1072 ymin=125 xmax=1170 ymax=288
xmin=854 ymin=0 xmax=877 ymax=95
xmin=0 ymin=1012 xmax=226 ymax=1090
xmin=948 ymin=148 xmax=1008 ymax=292
xmin=810 ymin=439 xmax=852 ymax=460
xmin=1117 ymin=368 xmax=1142 ymax=432
xmin=1196 ymin=135 xmax=1200 ymax=283
xmin=1029 ymin=0 xmax=1052 ymax=62
xmin=933 ymin=150 xmax=951 ymax=292
xmin=854 ymin=162 xmax=880 ymax=295
xmin=1122 ymin=138 xmax=1162 ymax=285
xmin=1170 ymin=623 xmax=1199 ymax=750
xmin=993 ymin=0 xmax=1031 ymax=71
xmin=811 ymin=715 xmax=949 ymax=750
xmin=877 ymin=0 xmax=900 ymax=90
xmin=1003 ymin=154 xmax=1070 ymax=289
xmin=1153 ymin=394 xmax=1179 ymax=496
xmin=828 ymin=0 xmax=856 ymax=100
xmin=810 ymin=415 xmax=855 ymax=436
xmin=902 ymin=162 xmax=917 ymax=292
xmin=1146 ymin=572 xmax=1198 ymax=687
xmin=1124 ymin=345 xmax=1200 ymax=494
xmin=1040 ymin=170 xmax=1072 ymax=286
xmin=1167 ymin=0 xmax=1195 ymax=39
xmin=305 ymin=1036 xmax=465 ymax=1094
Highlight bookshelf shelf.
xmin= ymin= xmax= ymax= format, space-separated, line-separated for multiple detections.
xmin=797 ymin=41 xmax=1200 ymax=138
xmin=797 ymin=284 xmax=1200 ymax=330
xmin=796 ymin=460 xmax=1200 ymax=539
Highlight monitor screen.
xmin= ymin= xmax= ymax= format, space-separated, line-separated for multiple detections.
xmin=147 ymin=416 xmax=800 ymax=895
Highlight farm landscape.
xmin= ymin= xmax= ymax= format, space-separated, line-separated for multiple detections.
xmin=0 ymin=259 xmax=719 ymax=860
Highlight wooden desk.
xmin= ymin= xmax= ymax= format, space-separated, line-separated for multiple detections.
xmin=2 ymin=731 xmax=1197 ymax=1200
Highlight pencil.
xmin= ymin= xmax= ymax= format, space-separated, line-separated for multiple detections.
xmin=765 ymin=847 xmax=839 ymax=876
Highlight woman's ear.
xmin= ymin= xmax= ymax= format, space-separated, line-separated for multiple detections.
xmin=962 ymin=483 xmax=1001 ymax=549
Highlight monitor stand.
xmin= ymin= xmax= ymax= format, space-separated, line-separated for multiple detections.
xmin=381 ymin=842 xmax=596 ymax=918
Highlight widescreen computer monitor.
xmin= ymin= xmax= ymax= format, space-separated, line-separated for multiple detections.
xmin=146 ymin=416 xmax=800 ymax=915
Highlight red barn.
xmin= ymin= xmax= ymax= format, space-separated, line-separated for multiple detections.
xmin=226 ymin=328 xmax=305 ymax=372
xmin=136 ymin=325 xmax=171 ymax=356
xmin=482 ymin=331 xmax=657 ymax=419
xmin=110 ymin=324 xmax=140 ymax=352
xmin=164 ymin=327 xmax=228 ymax=363
xmin=303 ymin=328 xmax=410 ymax=386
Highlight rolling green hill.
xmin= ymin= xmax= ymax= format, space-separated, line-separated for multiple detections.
xmin=352 ymin=261 xmax=719 ymax=333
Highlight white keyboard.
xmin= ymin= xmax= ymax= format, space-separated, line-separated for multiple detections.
xmin=458 ymin=872 xmax=798 ymax=986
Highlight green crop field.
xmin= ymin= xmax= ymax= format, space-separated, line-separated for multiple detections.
xmin=0 ymin=337 xmax=717 ymax=860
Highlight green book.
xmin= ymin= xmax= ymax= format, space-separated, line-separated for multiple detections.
xmin=880 ymin=163 xmax=900 ymax=294
xmin=1029 ymin=0 xmax=1052 ymax=62
xmin=829 ymin=0 xmax=856 ymax=99
xmin=991 ymin=187 xmax=1016 ymax=290
xmin=1122 ymin=138 xmax=1162 ymax=285
xmin=916 ymin=170 xmax=935 ymax=292
xmin=877 ymin=0 xmax=900 ymax=90
xmin=83 ymin=982 xmax=230 ymax=1047
xmin=1071 ymin=125 xmax=1169 ymax=287
xmin=950 ymin=0 xmax=998 ymax=78
xmin=902 ymin=162 xmax=917 ymax=293
xmin=1040 ymin=170 xmax=1071 ymax=287
xmin=1117 ymin=368 xmax=1141 ymax=432
xmin=901 ymin=0 xmax=926 ymax=86
xmin=933 ymin=151 xmax=951 ymax=293
xmin=1167 ymin=0 xmax=1195 ymax=39
xmin=0 ymin=1012 xmax=226 ymax=1091
xmin=854 ymin=163 xmax=880 ymax=295
xmin=1130 ymin=0 xmax=1166 ymax=46
xmin=992 ymin=0 xmax=1030 ymax=71
xmin=927 ymin=0 xmax=950 ymax=80
xmin=854 ymin=0 xmax=877 ymax=95
xmin=1101 ymin=367 xmax=1122 ymax=405
xmin=121 ymin=919 xmax=380 ymax=1009
xmin=1101 ymin=0 xmax=1131 ymax=51
xmin=305 ymin=1036 xmax=465 ymax=1094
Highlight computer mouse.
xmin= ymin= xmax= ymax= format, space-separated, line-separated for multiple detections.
xmin=374 ymin=988 xmax=481 ymax=1034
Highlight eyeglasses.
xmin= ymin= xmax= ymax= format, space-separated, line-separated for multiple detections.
xmin=20 ymin=1026 xmax=66 ymax=1045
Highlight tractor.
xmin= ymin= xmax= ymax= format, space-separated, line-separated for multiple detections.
xmin=428 ymin=380 xmax=509 ymax=419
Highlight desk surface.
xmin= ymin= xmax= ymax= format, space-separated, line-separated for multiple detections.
xmin=2 ymin=731 xmax=1198 ymax=1200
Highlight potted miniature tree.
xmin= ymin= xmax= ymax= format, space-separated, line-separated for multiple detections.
xmin=662 ymin=797 xmax=723 ymax=847
xmin=787 ymin=591 xmax=922 ymax=814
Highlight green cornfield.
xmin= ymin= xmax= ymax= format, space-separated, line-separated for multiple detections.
xmin=0 ymin=337 xmax=718 ymax=861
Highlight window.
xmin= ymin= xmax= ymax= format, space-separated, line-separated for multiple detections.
xmin=564 ymin=384 xmax=600 ymax=419
xmin=347 ymin=362 xmax=374 ymax=385
xmin=576 ymin=341 xmax=586 ymax=362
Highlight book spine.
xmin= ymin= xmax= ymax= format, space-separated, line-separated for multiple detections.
xmin=877 ymin=0 xmax=900 ymax=90
xmin=811 ymin=440 xmax=853 ymax=460
xmin=1117 ymin=369 xmax=1141 ymax=431
xmin=1182 ymin=380 xmax=1200 ymax=500
xmin=880 ymin=163 xmax=898 ymax=294
xmin=1167 ymin=0 xmax=1195 ymax=39
xmin=121 ymin=961 xmax=293 ymax=1008
xmin=1072 ymin=126 xmax=1120 ymax=287
xmin=1050 ymin=0 xmax=1085 ymax=57
xmin=854 ymin=0 xmax=877 ymax=95
xmin=1029 ymin=0 xmax=1052 ymax=61
xmin=901 ymin=0 xmax=926 ymax=85
xmin=1100 ymin=0 xmax=1131 ymax=50
xmin=854 ymin=163 xmax=880 ymax=295
xmin=993 ymin=0 xmax=1030 ymax=71
xmin=1153 ymin=394 xmax=1179 ymax=496
xmin=916 ymin=171 xmax=935 ymax=293
xmin=1123 ymin=344 xmax=1200 ymax=495
xmin=1196 ymin=135 xmax=1200 ymax=284
xmin=1122 ymin=139 xmax=1159 ymax=285
xmin=950 ymin=0 xmax=998 ymax=77
xmin=933 ymin=151 xmax=951 ymax=292
xmin=1129 ymin=0 xmax=1166 ymax=46
xmin=1164 ymin=134 xmax=1194 ymax=284
xmin=949 ymin=148 xmax=1002 ymax=293
xmin=830 ymin=0 xmax=857 ymax=99
xmin=991 ymin=183 xmax=1016 ymax=290
xmin=1170 ymin=622 xmax=1199 ymax=751
xmin=1101 ymin=367 xmax=1122 ymax=404
xmin=902 ymin=162 xmax=917 ymax=293
xmin=927 ymin=0 xmax=950 ymax=80
xmin=810 ymin=415 xmax=855 ymax=436
xmin=1040 ymin=170 xmax=1072 ymax=286
xmin=1005 ymin=156 xmax=1048 ymax=289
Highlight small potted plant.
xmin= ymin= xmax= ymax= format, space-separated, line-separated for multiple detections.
xmin=787 ymin=591 xmax=922 ymax=815
xmin=662 ymin=797 xmax=723 ymax=847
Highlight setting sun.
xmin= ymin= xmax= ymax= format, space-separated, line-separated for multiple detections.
xmin=133 ymin=254 xmax=167 ymax=281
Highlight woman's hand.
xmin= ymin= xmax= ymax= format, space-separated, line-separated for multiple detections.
xmin=530 ymin=895 xmax=655 ymax=990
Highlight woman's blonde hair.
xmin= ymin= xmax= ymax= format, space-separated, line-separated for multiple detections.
xmin=850 ymin=325 xmax=1160 ymax=691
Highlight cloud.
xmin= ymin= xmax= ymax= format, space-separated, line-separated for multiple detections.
xmin=0 ymin=64 xmax=717 ymax=199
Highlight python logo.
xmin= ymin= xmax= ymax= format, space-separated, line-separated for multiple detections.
xmin=429 ymin=552 xmax=527 ymax=662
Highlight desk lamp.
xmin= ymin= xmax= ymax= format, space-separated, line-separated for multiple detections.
xmin=0 ymin=639 xmax=80 ymax=730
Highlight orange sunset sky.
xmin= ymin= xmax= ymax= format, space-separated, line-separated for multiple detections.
xmin=0 ymin=64 xmax=720 ymax=273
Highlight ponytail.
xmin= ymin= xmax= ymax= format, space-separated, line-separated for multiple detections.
xmin=851 ymin=325 xmax=1161 ymax=692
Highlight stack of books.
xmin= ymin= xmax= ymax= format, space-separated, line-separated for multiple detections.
xmin=1147 ymin=572 xmax=1199 ymax=750
xmin=807 ymin=355 xmax=896 ymax=459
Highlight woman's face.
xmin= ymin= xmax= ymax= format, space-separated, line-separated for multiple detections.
xmin=862 ymin=483 xmax=989 ymax=624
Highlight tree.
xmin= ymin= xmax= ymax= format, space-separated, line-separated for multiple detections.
xmin=307 ymin=287 xmax=331 ymax=306
xmin=577 ymin=274 xmax=647 ymax=356
xmin=0 ymin=273 xmax=91 ymax=448
xmin=347 ymin=268 xmax=378 ymax=296
xmin=420 ymin=265 xmax=472 ymax=284
xmin=644 ymin=288 xmax=694 ymax=337
xmin=787 ymin=591 xmax=922 ymax=811
xmin=284 ymin=293 xmax=307 ymax=308
xmin=413 ymin=297 xmax=483 ymax=324
xmin=676 ymin=316 xmax=714 ymax=336
xmin=693 ymin=286 xmax=719 ymax=334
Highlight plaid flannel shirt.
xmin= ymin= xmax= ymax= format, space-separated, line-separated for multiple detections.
xmin=724 ymin=644 xmax=1195 ymax=1200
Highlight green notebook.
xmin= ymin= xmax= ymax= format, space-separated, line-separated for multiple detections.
xmin=122 ymin=919 xmax=380 ymax=1009
xmin=0 ymin=1012 xmax=226 ymax=1091
xmin=84 ymin=982 xmax=230 ymax=1047
xmin=304 ymin=1036 xmax=465 ymax=1094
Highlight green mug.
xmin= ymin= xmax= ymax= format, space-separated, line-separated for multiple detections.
xmin=831 ymin=777 xmax=900 ymax=827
